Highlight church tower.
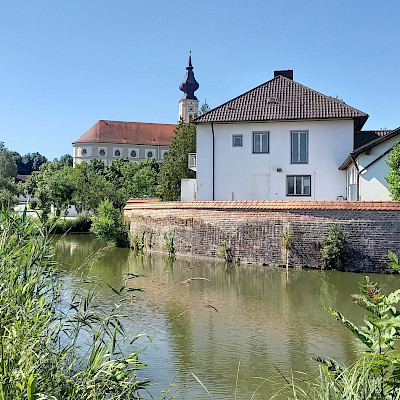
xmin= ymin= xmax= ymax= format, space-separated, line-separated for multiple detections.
xmin=179 ymin=52 xmax=199 ymax=123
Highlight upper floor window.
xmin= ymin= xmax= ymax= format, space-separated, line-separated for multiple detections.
xmin=147 ymin=150 xmax=154 ymax=158
xmin=99 ymin=149 xmax=106 ymax=156
xmin=114 ymin=149 xmax=121 ymax=157
xmin=253 ymin=132 xmax=269 ymax=153
xmin=130 ymin=150 xmax=137 ymax=158
xmin=81 ymin=148 xmax=87 ymax=156
xmin=291 ymin=131 xmax=308 ymax=163
xmin=232 ymin=135 xmax=243 ymax=147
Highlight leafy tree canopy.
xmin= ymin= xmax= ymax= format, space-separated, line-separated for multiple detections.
xmin=386 ymin=142 xmax=400 ymax=200
xmin=0 ymin=148 xmax=18 ymax=179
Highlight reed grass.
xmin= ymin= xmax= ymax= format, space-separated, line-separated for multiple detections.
xmin=0 ymin=209 xmax=149 ymax=399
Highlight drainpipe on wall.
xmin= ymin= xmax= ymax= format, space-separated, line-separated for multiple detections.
xmin=350 ymin=154 xmax=360 ymax=200
xmin=211 ymin=122 xmax=215 ymax=201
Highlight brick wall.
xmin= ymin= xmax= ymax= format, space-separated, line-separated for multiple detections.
xmin=124 ymin=200 xmax=400 ymax=273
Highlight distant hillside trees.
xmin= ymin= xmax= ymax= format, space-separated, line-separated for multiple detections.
xmin=157 ymin=120 xmax=196 ymax=201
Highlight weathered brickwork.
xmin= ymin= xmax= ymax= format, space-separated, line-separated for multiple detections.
xmin=124 ymin=200 xmax=400 ymax=273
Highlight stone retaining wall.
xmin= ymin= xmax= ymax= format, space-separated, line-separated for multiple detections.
xmin=124 ymin=200 xmax=400 ymax=272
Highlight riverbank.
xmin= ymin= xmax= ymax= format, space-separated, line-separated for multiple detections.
xmin=124 ymin=199 xmax=400 ymax=272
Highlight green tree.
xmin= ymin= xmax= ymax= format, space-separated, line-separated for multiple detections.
xmin=59 ymin=154 xmax=73 ymax=167
xmin=90 ymin=199 xmax=129 ymax=247
xmin=157 ymin=120 xmax=196 ymax=200
xmin=0 ymin=148 xmax=18 ymax=179
xmin=199 ymin=99 xmax=210 ymax=115
xmin=386 ymin=142 xmax=400 ymax=200
xmin=15 ymin=152 xmax=48 ymax=175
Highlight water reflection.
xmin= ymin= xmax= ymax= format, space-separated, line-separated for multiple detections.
xmin=55 ymin=234 xmax=400 ymax=399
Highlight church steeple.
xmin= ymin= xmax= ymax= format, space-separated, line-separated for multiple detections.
xmin=179 ymin=52 xmax=199 ymax=100
xmin=179 ymin=52 xmax=200 ymax=122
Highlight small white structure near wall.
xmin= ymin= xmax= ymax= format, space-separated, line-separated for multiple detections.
xmin=340 ymin=126 xmax=400 ymax=201
xmin=181 ymin=179 xmax=197 ymax=201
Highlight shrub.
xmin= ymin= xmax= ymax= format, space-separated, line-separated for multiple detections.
xmin=90 ymin=199 xmax=129 ymax=247
xmin=47 ymin=212 xmax=92 ymax=234
xmin=321 ymin=222 xmax=347 ymax=269
xmin=217 ymin=240 xmax=232 ymax=262
xmin=164 ymin=231 xmax=175 ymax=255
xmin=29 ymin=198 xmax=38 ymax=209
xmin=132 ymin=232 xmax=145 ymax=251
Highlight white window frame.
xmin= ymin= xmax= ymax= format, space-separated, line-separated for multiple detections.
xmin=232 ymin=134 xmax=243 ymax=147
xmin=113 ymin=148 xmax=122 ymax=157
xmin=129 ymin=148 xmax=139 ymax=159
xmin=287 ymin=175 xmax=311 ymax=196
xmin=253 ymin=132 xmax=269 ymax=154
xmin=145 ymin=149 xmax=155 ymax=159
xmin=291 ymin=131 xmax=308 ymax=164
xmin=98 ymin=147 xmax=107 ymax=157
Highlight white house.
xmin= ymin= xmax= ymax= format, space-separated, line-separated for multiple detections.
xmin=340 ymin=126 xmax=400 ymax=200
xmin=192 ymin=70 xmax=370 ymax=201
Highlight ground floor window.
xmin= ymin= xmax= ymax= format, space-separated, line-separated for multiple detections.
xmin=287 ymin=175 xmax=311 ymax=196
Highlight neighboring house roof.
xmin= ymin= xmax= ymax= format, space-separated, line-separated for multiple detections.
xmin=340 ymin=126 xmax=400 ymax=170
xmin=194 ymin=74 xmax=368 ymax=130
xmin=73 ymin=120 xmax=177 ymax=146
xmin=16 ymin=174 xmax=30 ymax=183
xmin=354 ymin=130 xmax=392 ymax=149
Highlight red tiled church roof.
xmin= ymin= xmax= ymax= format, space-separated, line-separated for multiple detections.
xmin=194 ymin=75 xmax=368 ymax=129
xmin=73 ymin=120 xmax=177 ymax=146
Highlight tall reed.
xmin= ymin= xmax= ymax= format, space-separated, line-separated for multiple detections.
xmin=0 ymin=209 xmax=149 ymax=399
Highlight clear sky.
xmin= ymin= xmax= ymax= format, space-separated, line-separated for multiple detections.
xmin=1 ymin=0 xmax=399 ymax=160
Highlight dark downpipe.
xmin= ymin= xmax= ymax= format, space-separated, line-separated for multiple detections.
xmin=211 ymin=122 xmax=215 ymax=201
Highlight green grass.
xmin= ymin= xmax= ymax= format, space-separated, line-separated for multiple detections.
xmin=0 ymin=209 xmax=149 ymax=399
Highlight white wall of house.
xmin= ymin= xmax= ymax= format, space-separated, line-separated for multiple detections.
xmin=181 ymin=179 xmax=197 ymax=201
xmin=196 ymin=119 xmax=353 ymax=201
xmin=356 ymin=135 xmax=399 ymax=201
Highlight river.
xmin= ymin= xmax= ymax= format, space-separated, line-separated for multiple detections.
xmin=55 ymin=234 xmax=400 ymax=399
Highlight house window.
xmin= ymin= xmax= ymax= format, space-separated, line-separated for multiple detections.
xmin=291 ymin=131 xmax=308 ymax=163
xmin=81 ymin=148 xmax=87 ymax=156
xmin=162 ymin=151 xmax=168 ymax=158
xmin=99 ymin=149 xmax=106 ymax=156
xmin=130 ymin=150 xmax=137 ymax=158
xmin=147 ymin=151 xmax=154 ymax=158
xmin=114 ymin=149 xmax=121 ymax=157
xmin=232 ymin=135 xmax=243 ymax=147
xmin=287 ymin=175 xmax=311 ymax=196
xmin=253 ymin=132 xmax=269 ymax=153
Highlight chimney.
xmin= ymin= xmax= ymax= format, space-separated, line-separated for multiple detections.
xmin=274 ymin=70 xmax=293 ymax=80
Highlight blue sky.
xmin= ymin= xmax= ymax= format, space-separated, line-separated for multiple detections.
xmin=1 ymin=0 xmax=399 ymax=160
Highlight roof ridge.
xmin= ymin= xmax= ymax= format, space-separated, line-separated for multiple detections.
xmin=194 ymin=75 xmax=280 ymax=123
xmin=288 ymin=78 xmax=368 ymax=116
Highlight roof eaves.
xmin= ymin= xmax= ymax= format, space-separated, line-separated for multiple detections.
xmin=339 ymin=126 xmax=400 ymax=170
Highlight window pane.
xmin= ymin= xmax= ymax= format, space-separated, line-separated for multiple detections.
xmin=254 ymin=134 xmax=260 ymax=152
xmin=233 ymin=135 xmax=242 ymax=147
xmin=300 ymin=132 xmax=307 ymax=162
xmin=295 ymin=176 xmax=302 ymax=194
xmin=262 ymin=134 xmax=268 ymax=153
xmin=287 ymin=176 xmax=294 ymax=194
xmin=303 ymin=176 xmax=310 ymax=195
xmin=291 ymin=132 xmax=299 ymax=162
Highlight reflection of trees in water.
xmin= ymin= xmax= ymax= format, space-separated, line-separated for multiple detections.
xmin=55 ymin=235 xmax=400 ymax=399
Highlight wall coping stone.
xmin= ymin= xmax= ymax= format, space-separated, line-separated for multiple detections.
xmin=125 ymin=199 xmax=400 ymax=212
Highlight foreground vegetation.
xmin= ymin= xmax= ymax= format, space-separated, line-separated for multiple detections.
xmin=0 ymin=210 xmax=149 ymax=399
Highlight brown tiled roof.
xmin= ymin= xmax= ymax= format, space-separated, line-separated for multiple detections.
xmin=194 ymin=75 xmax=368 ymax=129
xmin=125 ymin=199 xmax=400 ymax=211
xmin=73 ymin=120 xmax=177 ymax=146
xmin=354 ymin=130 xmax=392 ymax=149
xmin=340 ymin=126 xmax=400 ymax=170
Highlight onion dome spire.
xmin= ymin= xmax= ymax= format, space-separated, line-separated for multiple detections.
xmin=179 ymin=51 xmax=199 ymax=100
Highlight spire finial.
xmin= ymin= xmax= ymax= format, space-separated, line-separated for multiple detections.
xmin=179 ymin=52 xmax=199 ymax=100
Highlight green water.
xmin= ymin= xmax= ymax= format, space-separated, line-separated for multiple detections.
xmin=55 ymin=234 xmax=400 ymax=399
